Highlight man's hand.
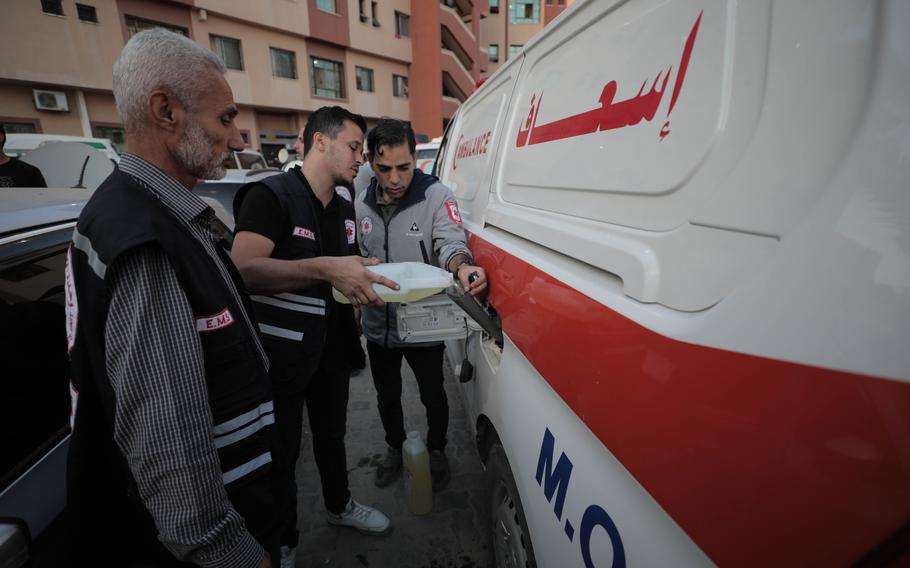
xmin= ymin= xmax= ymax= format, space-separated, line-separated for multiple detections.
xmin=456 ymin=264 xmax=487 ymax=297
xmin=328 ymin=256 xmax=399 ymax=306
xmin=258 ymin=552 xmax=272 ymax=568
xmin=353 ymin=305 xmax=363 ymax=335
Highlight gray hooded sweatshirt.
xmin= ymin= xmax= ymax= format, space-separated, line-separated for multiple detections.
xmin=355 ymin=168 xmax=472 ymax=348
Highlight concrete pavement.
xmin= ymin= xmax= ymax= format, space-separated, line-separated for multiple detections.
xmin=292 ymin=341 xmax=494 ymax=568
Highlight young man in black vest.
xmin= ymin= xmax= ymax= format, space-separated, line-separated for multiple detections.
xmin=66 ymin=29 xmax=281 ymax=567
xmin=231 ymin=106 xmax=398 ymax=567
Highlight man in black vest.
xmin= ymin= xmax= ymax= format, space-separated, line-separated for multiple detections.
xmin=0 ymin=124 xmax=47 ymax=188
xmin=231 ymin=106 xmax=398 ymax=566
xmin=66 ymin=29 xmax=281 ymax=567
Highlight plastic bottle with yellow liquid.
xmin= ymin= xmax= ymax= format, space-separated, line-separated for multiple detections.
xmin=402 ymin=431 xmax=432 ymax=515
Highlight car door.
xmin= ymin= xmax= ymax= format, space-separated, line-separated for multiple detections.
xmin=0 ymin=222 xmax=75 ymax=567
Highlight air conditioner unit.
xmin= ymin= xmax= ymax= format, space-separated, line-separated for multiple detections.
xmin=33 ymin=89 xmax=69 ymax=112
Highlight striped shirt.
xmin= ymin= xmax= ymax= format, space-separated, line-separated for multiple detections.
xmin=104 ymin=153 xmax=268 ymax=567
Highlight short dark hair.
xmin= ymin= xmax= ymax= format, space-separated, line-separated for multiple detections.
xmin=367 ymin=118 xmax=416 ymax=162
xmin=302 ymin=106 xmax=367 ymax=156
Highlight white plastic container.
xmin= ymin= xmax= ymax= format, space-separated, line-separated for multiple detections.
xmin=403 ymin=431 xmax=432 ymax=515
xmin=332 ymin=262 xmax=454 ymax=304
xmin=397 ymin=295 xmax=469 ymax=343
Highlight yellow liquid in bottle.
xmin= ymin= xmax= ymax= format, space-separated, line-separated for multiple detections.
xmin=403 ymin=432 xmax=432 ymax=515
xmin=332 ymin=286 xmax=444 ymax=304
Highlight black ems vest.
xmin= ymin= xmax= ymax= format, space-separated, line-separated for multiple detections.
xmin=66 ymin=169 xmax=282 ymax=562
xmin=234 ymin=172 xmax=357 ymax=392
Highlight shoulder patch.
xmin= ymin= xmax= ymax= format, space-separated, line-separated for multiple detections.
xmin=335 ymin=186 xmax=352 ymax=202
xmin=361 ymin=217 xmax=373 ymax=235
xmin=345 ymin=219 xmax=356 ymax=244
xmin=444 ymin=200 xmax=463 ymax=225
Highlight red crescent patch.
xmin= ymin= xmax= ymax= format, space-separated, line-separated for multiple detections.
xmin=444 ymin=201 xmax=463 ymax=224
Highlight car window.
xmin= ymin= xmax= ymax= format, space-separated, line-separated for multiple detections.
xmin=416 ymin=148 xmax=437 ymax=160
xmin=193 ymin=182 xmax=244 ymax=217
xmin=0 ymin=226 xmax=73 ymax=491
xmin=237 ymin=153 xmax=267 ymax=170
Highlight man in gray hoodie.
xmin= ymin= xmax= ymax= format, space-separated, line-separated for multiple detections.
xmin=355 ymin=119 xmax=487 ymax=491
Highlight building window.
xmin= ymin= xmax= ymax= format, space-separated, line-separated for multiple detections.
xmin=395 ymin=12 xmax=409 ymax=38
xmin=393 ymin=74 xmax=408 ymax=98
xmin=125 ymin=15 xmax=188 ymax=38
xmin=92 ymin=124 xmax=126 ymax=153
xmin=316 ymin=0 xmax=336 ymax=14
xmin=358 ymin=0 xmax=367 ymax=22
xmin=508 ymin=44 xmax=523 ymax=58
xmin=355 ymin=66 xmax=374 ymax=92
xmin=489 ymin=0 xmax=499 ymax=13
xmin=76 ymin=3 xmax=97 ymax=22
xmin=41 ymin=0 xmax=64 ymax=16
xmin=488 ymin=44 xmax=499 ymax=63
xmin=371 ymin=1 xmax=380 ymax=26
xmin=0 ymin=120 xmax=39 ymax=134
xmin=211 ymin=35 xmax=244 ymax=71
xmin=270 ymin=47 xmax=297 ymax=79
xmin=311 ymin=57 xmax=345 ymax=99
xmin=509 ymin=0 xmax=540 ymax=24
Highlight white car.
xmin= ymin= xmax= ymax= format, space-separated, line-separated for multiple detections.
xmin=223 ymin=149 xmax=268 ymax=171
xmin=5 ymin=133 xmax=119 ymax=163
xmin=415 ymin=141 xmax=439 ymax=174
xmin=194 ymin=168 xmax=282 ymax=230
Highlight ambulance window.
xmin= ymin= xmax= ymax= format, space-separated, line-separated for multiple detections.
xmin=0 ymin=229 xmax=72 ymax=490
xmin=434 ymin=115 xmax=456 ymax=177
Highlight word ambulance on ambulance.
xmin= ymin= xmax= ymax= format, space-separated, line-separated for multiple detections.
xmin=435 ymin=0 xmax=910 ymax=566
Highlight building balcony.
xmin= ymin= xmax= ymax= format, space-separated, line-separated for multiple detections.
xmin=440 ymin=50 xmax=473 ymax=100
xmin=441 ymin=96 xmax=461 ymax=120
xmin=440 ymin=0 xmax=477 ymax=21
xmin=440 ymin=5 xmax=476 ymax=72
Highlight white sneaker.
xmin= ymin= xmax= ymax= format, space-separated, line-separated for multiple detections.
xmin=279 ymin=545 xmax=296 ymax=568
xmin=327 ymin=498 xmax=391 ymax=535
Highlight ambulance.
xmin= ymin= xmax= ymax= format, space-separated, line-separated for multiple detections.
xmin=434 ymin=0 xmax=910 ymax=566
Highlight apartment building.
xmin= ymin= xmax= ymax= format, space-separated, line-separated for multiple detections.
xmin=0 ymin=0 xmax=488 ymax=164
xmin=482 ymin=0 xmax=571 ymax=74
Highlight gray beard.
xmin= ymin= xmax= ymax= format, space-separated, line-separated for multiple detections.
xmin=176 ymin=120 xmax=229 ymax=180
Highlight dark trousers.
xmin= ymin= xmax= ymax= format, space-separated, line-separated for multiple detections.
xmin=273 ymin=357 xmax=351 ymax=548
xmin=366 ymin=341 xmax=449 ymax=452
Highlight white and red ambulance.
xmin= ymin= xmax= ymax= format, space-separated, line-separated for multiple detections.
xmin=435 ymin=0 xmax=910 ymax=566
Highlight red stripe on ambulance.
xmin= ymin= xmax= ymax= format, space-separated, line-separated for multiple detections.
xmin=469 ymin=233 xmax=910 ymax=567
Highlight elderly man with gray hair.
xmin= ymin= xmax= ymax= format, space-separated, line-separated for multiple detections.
xmin=66 ymin=29 xmax=281 ymax=567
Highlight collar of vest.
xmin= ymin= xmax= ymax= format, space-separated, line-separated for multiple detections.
xmin=235 ymin=170 xmax=347 ymax=219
